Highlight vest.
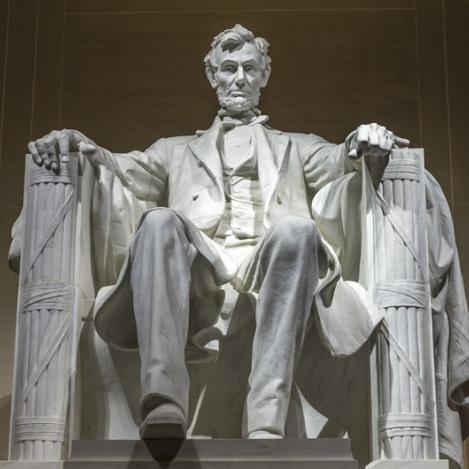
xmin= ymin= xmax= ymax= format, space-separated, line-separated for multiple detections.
xmin=215 ymin=125 xmax=265 ymax=248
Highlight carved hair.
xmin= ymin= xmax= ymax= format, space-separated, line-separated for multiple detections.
xmin=204 ymin=24 xmax=272 ymax=88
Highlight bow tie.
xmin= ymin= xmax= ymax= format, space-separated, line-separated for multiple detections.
xmin=218 ymin=108 xmax=269 ymax=129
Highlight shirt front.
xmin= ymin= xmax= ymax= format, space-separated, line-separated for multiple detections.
xmin=214 ymin=124 xmax=266 ymax=264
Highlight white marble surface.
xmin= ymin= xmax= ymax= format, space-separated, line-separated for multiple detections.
xmin=8 ymin=23 xmax=468 ymax=469
xmin=366 ymin=460 xmax=448 ymax=469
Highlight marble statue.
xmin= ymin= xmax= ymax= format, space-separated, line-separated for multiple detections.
xmin=7 ymin=24 xmax=469 ymax=469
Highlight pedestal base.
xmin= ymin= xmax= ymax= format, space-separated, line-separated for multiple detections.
xmin=1 ymin=439 xmax=358 ymax=468
xmin=366 ymin=460 xmax=448 ymax=469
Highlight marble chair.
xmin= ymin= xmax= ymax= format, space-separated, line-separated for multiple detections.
xmin=6 ymin=148 xmax=460 ymax=469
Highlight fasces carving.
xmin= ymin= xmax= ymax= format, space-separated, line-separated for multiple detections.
xmin=10 ymin=159 xmax=79 ymax=460
xmin=372 ymin=150 xmax=437 ymax=458
xmin=7 ymin=24 xmax=469 ymax=469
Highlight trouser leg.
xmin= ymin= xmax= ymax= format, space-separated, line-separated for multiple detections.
xmin=245 ymin=216 xmax=321 ymax=437
xmin=129 ymin=209 xmax=197 ymax=420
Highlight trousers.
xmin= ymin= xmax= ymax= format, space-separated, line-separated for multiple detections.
xmin=128 ymin=208 xmax=322 ymax=437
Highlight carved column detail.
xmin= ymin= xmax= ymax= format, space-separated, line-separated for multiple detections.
xmin=9 ymin=155 xmax=89 ymax=461
xmin=371 ymin=149 xmax=438 ymax=459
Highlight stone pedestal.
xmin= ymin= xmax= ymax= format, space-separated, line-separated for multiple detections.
xmin=1 ymin=439 xmax=358 ymax=468
xmin=366 ymin=460 xmax=448 ymax=469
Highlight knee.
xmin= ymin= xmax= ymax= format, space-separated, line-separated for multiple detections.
xmin=140 ymin=208 xmax=182 ymax=233
xmin=269 ymin=216 xmax=320 ymax=253
xmin=136 ymin=209 xmax=187 ymax=248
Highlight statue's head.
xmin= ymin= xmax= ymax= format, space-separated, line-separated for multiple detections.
xmin=204 ymin=24 xmax=271 ymax=114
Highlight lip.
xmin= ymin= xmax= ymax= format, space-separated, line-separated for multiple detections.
xmin=229 ymin=91 xmax=249 ymax=96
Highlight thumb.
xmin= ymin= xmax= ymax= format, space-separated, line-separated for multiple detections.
xmin=79 ymin=142 xmax=98 ymax=155
xmin=394 ymin=136 xmax=410 ymax=148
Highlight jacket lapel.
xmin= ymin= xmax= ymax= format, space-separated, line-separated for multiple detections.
xmin=188 ymin=120 xmax=290 ymax=228
xmin=188 ymin=118 xmax=224 ymax=195
xmin=254 ymin=126 xmax=290 ymax=215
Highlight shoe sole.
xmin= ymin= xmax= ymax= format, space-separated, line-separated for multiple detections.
xmin=140 ymin=419 xmax=186 ymax=440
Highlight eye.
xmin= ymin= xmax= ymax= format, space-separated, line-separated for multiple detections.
xmin=222 ymin=65 xmax=236 ymax=73
xmin=245 ymin=65 xmax=255 ymax=72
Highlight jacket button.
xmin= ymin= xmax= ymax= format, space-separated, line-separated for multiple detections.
xmin=276 ymin=194 xmax=282 ymax=204
xmin=192 ymin=194 xmax=199 ymax=201
xmin=197 ymin=160 xmax=203 ymax=168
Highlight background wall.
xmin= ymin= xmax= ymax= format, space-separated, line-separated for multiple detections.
xmin=0 ymin=0 xmax=468 ymax=463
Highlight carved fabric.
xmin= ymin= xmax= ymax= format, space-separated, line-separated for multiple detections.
xmin=312 ymin=162 xmax=469 ymax=468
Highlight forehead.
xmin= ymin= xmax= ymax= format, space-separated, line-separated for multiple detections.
xmin=213 ymin=41 xmax=261 ymax=65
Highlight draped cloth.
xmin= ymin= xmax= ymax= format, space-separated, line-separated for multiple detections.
xmin=8 ymin=125 xmax=469 ymax=465
xmin=312 ymin=161 xmax=469 ymax=468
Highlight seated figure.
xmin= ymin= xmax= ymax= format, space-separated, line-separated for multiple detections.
xmin=17 ymin=24 xmax=469 ymax=467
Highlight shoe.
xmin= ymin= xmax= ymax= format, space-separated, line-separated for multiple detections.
xmin=139 ymin=402 xmax=187 ymax=440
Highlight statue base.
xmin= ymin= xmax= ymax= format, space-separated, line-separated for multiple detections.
xmin=366 ymin=460 xmax=448 ymax=468
xmin=1 ymin=438 xmax=358 ymax=468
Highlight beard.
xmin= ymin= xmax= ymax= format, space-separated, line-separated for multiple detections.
xmin=217 ymin=87 xmax=260 ymax=114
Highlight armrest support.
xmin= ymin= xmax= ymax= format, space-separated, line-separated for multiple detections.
xmin=9 ymin=154 xmax=95 ymax=461
xmin=367 ymin=148 xmax=438 ymax=460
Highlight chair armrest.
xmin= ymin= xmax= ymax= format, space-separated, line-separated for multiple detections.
xmin=9 ymin=154 xmax=95 ymax=461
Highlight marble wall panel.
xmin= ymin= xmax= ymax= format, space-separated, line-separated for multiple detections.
xmin=0 ymin=0 xmax=469 ymax=464
xmin=0 ymin=0 xmax=37 ymax=207
xmin=416 ymin=0 xmax=453 ymax=204
xmin=65 ymin=0 xmax=416 ymax=14
xmin=445 ymin=0 xmax=469 ymax=205
xmin=0 ymin=0 xmax=9 ymax=167
xmin=31 ymin=0 xmax=65 ymax=138
xmin=61 ymin=7 xmax=420 ymax=152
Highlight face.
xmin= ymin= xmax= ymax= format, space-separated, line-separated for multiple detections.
xmin=212 ymin=41 xmax=265 ymax=114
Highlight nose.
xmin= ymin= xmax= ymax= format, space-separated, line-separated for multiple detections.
xmin=234 ymin=66 xmax=246 ymax=88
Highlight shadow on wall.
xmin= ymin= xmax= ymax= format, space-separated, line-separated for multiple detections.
xmin=0 ymin=395 xmax=11 ymax=459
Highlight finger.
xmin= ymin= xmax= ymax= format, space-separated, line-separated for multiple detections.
xmin=383 ymin=134 xmax=394 ymax=152
xmin=46 ymin=142 xmax=58 ymax=172
xmin=57 ymin=131 xmax=71 ymax=163
xmin=394 ymin=136 xmax=410 ymax=148
xmin=79 ymin=142 xmax=98 ymax=156
xmin=356 ymin=125 xmax=368 ymax=144
xmin=348 ymin=148 xmax=359 ymax=159
xmin=28 ymin=141 xmax=42 ymax=165
xmin=378 ymin=132 xmax=388 ymax=151
xmin=36 ymin=140 xmax=49 ymax=168
xmin=44 ymin=136 xmax=59 ymax=172
xmin=368 ymin=129 xmax=379 ymax=148
xmin=378 ymin=129 xmax=394 ymax=152
xmin=70 ymin=130 xmax=82 ymax=151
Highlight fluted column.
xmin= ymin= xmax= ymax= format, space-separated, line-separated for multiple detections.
xmin=369 ymin=149 xmax=438 ymax=460
xmin=9 ymin=154 xmax=92 ymax=461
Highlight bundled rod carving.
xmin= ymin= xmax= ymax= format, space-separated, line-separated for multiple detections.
xmin=10 ymin=157 xmax=80 ymax=461
xmin=371 ymin=149 xmax=438 ymax=459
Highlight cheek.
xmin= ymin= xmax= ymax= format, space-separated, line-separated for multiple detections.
xmin=215 ymin=74 xmax=231 ymax=89
xmin=248 ymin=77 xmax=262 ymax=92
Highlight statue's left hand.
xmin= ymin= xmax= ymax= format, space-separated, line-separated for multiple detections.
xmin=347 ymin=123 xmax=410 ymax=159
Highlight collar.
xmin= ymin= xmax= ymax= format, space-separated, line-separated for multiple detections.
xmin=217 ymin=108 xmax=269 ymax=130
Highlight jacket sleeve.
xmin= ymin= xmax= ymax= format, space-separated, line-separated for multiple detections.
xmin=90 ymin=138 xmax=170 ymax=286
xmin=301 ymin=134 xmax=357 ymax=196
xmin=96 ymin=137 xmax=169 ymax=204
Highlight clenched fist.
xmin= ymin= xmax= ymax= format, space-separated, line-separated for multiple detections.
xmin=347 ymin=123 xmax=410 ymax=159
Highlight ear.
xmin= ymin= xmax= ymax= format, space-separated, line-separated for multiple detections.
xmin=205 ymin=64 xmax=219 ymax=89
xmin=261 ymin=66 xmax=271 ymax=88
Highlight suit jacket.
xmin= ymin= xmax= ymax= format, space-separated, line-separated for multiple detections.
xmin=93 ymin=117 xmax=380 ymax=357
